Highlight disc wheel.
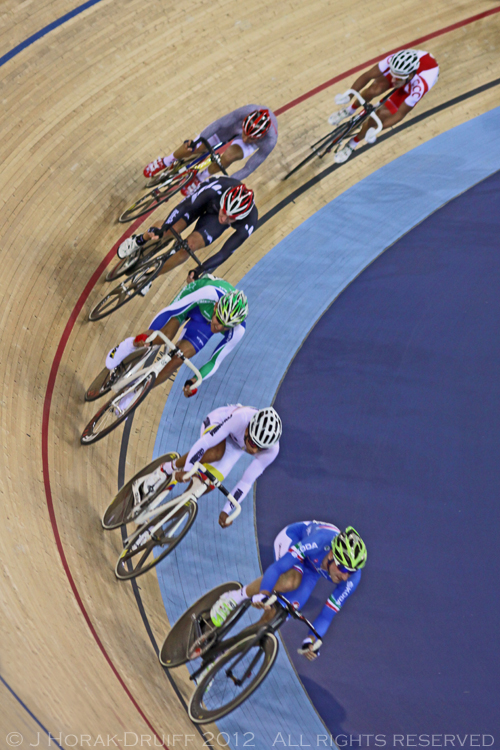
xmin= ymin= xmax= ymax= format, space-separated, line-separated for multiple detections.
xmin=188 ymin=633 xmax=279 ymax=724
xmin=118 ymin=171 xmax=194 ymax=223
xmin=80 ymin=372 xmax=155 ymax=445
xmin=88 ymin=257 xmax=163 ymax=321
xmin=84 ymin=347 xmax=151 ymax=402
xmin=105 ymin=238 xmax=172 ymax=282
xmin=115 ymin=499 xmax=198 ymax=580
xmin=102 ymin=452 xmax=179 ymax=529
xmin=160 ymin=581 xmax=243 ymax=668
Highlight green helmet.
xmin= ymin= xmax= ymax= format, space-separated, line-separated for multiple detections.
xmin=331 ymin=527 xmax=367 ymax=572
xmin=215 ymin=290 xmax=248 ymax=328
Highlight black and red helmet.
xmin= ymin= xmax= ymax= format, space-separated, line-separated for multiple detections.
xmin=242 ymin=109 xmax=272 ymax=139
xmin=220 ymin=184 xmax=255 ymax=220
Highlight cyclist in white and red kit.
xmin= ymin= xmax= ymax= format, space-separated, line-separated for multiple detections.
xmin=328 ymin=49 xmax=439 ymax=163
xmin=144 ymin=105 xmax=278 ymax=196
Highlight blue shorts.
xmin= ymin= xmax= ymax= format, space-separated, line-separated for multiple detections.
xmin=149 ymin=307 xmax=212 ymax=354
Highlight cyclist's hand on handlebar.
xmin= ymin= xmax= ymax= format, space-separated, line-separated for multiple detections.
xmin=183 ymin=379 xmax=198 ymax=398
xmin=298 ymin=637 xmax=321 ymax=661
xmin=365 ymin=127 xmax=378 ymax=144
xmin=183 ymin=139 xmax=195 ymax=152
xmin=218 ymin=511 xmax=233 ymax=528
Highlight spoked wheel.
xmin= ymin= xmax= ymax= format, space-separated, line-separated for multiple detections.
xmin=102 ymin=451 xmax=179 ymax=529
xmin=160 ymin=581 xmax=243 ymax=668
xmin=118 ymin=171 xmax=194 ymax=223
xmin=88 ymin=257 xmax=163 ymax=321
xmin=115 ymin=499 xmax=198 ymax=580
xmin=84 ymin=347 xmax=151 ymax=402
xmin=105 ymin=238 xmax=173 ymax=282
xmin=188 ymin=633 xmax=279 ymax=724
xmin=283 ymin=122 xmax=353 ymax=180
xmin=145 ymin=158 xmax=193 ymax=188
xmin=80 ymin=372 xmax=155 ymax=445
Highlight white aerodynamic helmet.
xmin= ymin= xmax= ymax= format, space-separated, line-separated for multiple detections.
xmin=248 ymin=407 xmax=282 ymax=449
xmin=389 ymin=49 xmax=420 ymax=77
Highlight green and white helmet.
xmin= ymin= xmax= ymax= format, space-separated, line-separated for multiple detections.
xmin=215 ymin=290 xmax=248 ymax=328
xmin=332 ymin=527 xmax=367 ymax=572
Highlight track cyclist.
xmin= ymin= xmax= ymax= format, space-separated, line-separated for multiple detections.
xmin=211 ymin=521 xmax=367 ymax=658
xmin=144 ymin=105 xmax=278 ymax=196
xmin=134 ymin=404 xmax=282 ymax=528
xmin=105 ymin=277 xmax=248 ymax=408
xmin=329 ymin=49 xmax=439 ymax=163
xmin=117 ymin=178 xmax=257 ymax=292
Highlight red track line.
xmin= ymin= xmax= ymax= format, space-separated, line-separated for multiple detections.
xmin=41 ymin=1 xmax=500 ymax=739
xmin=41 ymin=214 xmax=170 ymax=748
xmin=275 ymin=5 xmax=500 ymax=115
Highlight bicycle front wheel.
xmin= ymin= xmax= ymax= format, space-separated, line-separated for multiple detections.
xmin=188 ymin=633 xmax=279 ymax=724
xmin=88 ymin=258 xmax=163 ymax=321
xmin=118 ymin=172 xmax=194 ymax=223
xmin=80 ymin=372 xmax=155 ymax=445
xmin=115 ymin=499 xmax=198 ymax=579
xmin=84 ymin=347 xmax=151 ymax=402
xmin=160 ymin=581 xmax=243 ymax=668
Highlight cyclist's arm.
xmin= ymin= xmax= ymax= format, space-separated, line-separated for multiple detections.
xmin=231 ymin=137 xmax=277 ymax=181
xmin=185 ymin=416 xmax=238 ymax=469
xmin=259 ymin=551 xmax=299 ymax=594
xmin=198 ymin=323 xmax=245 ymax=380
xmin=308 ymin=570 xmax=362 ymax=638
xmin=222 ymin=442 xmax=279 ymax=514
xmin=351 ymin=63 xmax=382 ymax=92
xmin=197 ymin=211 xmax=258 ymax=275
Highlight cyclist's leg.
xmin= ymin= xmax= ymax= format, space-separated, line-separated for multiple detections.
xmin=206 ymin=143 xmax=244 ymax=176
xmin=156 ymin=229 xmax=206 ymax=278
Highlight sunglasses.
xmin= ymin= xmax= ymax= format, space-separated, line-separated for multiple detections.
xmin=330 ymin=554 xmax=356 ymax=574
xmin=245 ymin=433 xmax=261 ymax=451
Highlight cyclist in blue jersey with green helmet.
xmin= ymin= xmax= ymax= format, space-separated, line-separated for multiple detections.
xmin=104 ymin=277 xmax=248 ymax=409
xmin=210 ymin=522 xmax=367 ymax=660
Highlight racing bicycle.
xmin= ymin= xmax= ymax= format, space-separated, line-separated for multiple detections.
xmin=284 ymin=88 xmax=393 ymax=179
xmin=103 ymin=463 xmax=241 ymax=580
xmin=160 ymin=584 xmax=322 ymax=723
xmin=88 ymin=228 xmax=203 ymax=321
xmin=119 ymin=137 xmax=229 ymax=223
xmin=81 ymin=331 xmax=202 ymax=444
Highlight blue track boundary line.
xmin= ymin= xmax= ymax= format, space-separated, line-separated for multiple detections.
xmin=0 ymin=673 xmax=66 ymax=749
xmin=0 ymin=0 xmax=105 ymax=68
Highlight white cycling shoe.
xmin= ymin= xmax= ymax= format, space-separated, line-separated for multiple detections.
xmin=210 ymin=591 xmax=240 ymax=627
xmin=328 ymin=107 xmax=350 ymax=126
xmin=334 ymin=144 xmax=354 ymax=164
xmin=132 ymin=466 xmax=168 ymax=506
xmin=139 ymin=281 xmax=152 ymax=297
xmin=117 ymin=236 xmax=140 ymax=259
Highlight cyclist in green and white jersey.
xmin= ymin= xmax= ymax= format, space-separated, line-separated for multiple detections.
xmin=105 ymin=277 xmax=248 ymax=404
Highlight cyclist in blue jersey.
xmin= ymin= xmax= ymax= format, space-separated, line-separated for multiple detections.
xmin=210 ymin=522 xmax=367 ymax=660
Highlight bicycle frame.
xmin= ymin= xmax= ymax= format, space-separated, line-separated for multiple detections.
xmin=155 ymin=136 xmax=229 ymax=186
xmin=124 ymin=461 xmax=242 ymax=546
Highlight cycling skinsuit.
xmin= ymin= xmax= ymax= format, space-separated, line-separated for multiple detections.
xmin=379 ymin=50 xmax=439 ymax=114
xmin=160 ymin=176 xmax=258 ymax=276
xmin=199 ymin=104 xmax=278 ymax=181
xmin=260 ymin=521 xmax=362 ymax=638
xmin=149 ymin=278 xmax=245 ymax=381
xmin=184 ymin=404 xmax=279 ymax=514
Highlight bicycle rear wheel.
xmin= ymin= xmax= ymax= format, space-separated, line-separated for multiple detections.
xmin=118 ymin=172 xmax=194 ymax=223
xmin=283 ymin=122 xmax=353 ymax=179
xmin=102 ymin=452 xmax=179 ymax=529
xmin=80 ymin=372 xmax=155 ymax=445
xmin=115 ymin=499 xmax=198 ymax=579
xmin=84 ymin=347 xmax=151 ymax=402
xmin=188 ymin=633 xmax=279 ymax=724
xmin=160 ymin=581 xmax=243 ymax=668
xmin=105 ymin=238 xmax=172 ymax=282
xmin=88 ymin=257 xmax=163 ymax=321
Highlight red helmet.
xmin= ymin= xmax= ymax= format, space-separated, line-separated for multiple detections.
xmin=220 ymin=184 xmax=255 ymax=220
xmin=242 ymin=109 xmax=272 ymax=139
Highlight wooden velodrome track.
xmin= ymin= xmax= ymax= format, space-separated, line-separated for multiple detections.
xmin=1 ymin=0 xmax=500 ymax=746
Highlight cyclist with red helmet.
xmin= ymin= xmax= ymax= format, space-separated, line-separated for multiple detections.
xmin=328 ymin=49 xmax=439 ymax=163
xmin=117 ymin=176 xmax=257 ymax=293
xmin=143 ymin=105 xmax=278 ymax=196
